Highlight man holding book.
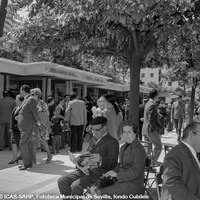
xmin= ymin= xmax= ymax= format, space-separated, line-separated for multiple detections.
xmin=57 ymin=116 xmax=119 ymax=198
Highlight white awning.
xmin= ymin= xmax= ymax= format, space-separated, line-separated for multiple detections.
xmin=0 ymin=58 xmax=111 ymax=85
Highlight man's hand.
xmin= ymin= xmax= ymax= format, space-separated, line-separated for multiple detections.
xmin=90 ymin=153 xmax=102 ymax=163
xmin=103 ymin=170 xmax=117 ymax=178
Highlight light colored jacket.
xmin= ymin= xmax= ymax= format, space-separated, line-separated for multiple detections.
xmin=65 ymin=99 xmax=87 ymax=126
xmin=103 ymin=106 xmax=123 ymax=140
xmin=17 ymin=95 xmax=39 ymax=131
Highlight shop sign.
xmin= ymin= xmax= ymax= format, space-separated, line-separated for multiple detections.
xmin=46 ymin=66 xmax=107 ymax=84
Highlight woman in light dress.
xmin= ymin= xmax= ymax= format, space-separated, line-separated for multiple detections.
xmin=101 ymin=94 xmax=123 ymax=140
xmin=31 ymin=88 xmax=52 ymax=164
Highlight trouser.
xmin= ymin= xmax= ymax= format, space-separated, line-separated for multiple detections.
xmin=57 ymin=169 xmax=102 ymax=199
xmin=32 ymin=138 xmax=38 ymax=163
xmin=138 ymin=121 xmax=143 ymax=140
xmin=70 ymin=125 xmax=84 ymax=152
xmin=173 ymin=118 xmax=183 ymax=141
xmin=0 ymin=123 xmax=10 ymax=149
xmin=60 ymin=131 xmax=66 ymax=148
xmin=99 ymin=181 xmax=144 ymax=198
xmin=20 ymin=129 xmax=34 ymax=166
xmin=65 ymin=131 xmax=71 ymax=147
xmin=144 ymin=130 xmax=162 ymax=163
xmin=52 ymin=135 xmax=60 ymax=153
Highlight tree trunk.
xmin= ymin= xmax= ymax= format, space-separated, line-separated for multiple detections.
xmin=189 ymin=81 xmax=196 ymax=124
xmin=0 ymin=0 xmax=8 ymax=37
xmin=129 ymin=54 xmax=141 ymax=126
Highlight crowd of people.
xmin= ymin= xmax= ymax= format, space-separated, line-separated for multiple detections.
xmin=0 ymin=85 xmax=124 ymax=170
xmin=0 ymin=86 xmax=199 ymax=199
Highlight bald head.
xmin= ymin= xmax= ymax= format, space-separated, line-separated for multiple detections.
xmin=182 ymin=122 xmax=200 ymax=139
xmin=182 ymin=122 xmax=200 ymax=152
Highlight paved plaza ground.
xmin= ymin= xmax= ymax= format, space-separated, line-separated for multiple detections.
xmin=0 ymin=130 xmax=178 ymax=200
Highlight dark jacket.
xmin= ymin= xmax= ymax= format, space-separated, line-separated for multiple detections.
xmin=142 ymin=99 xmax=161 ymax=136
xmin=161 ymin=142 xmax=200 ymax=200
xmin=51 ymin=123 xmax=62 ymax=136
xmin=10 ymin=106 xmax=20 ymax=132
xmin=114 ymin=139 xmax=146 ymax=194
xmin=88 ymin=133 xmax=119 ymax=173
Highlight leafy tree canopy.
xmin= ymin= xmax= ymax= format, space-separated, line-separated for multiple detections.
xmin=3 ymin=0 xmax=196 ymax=124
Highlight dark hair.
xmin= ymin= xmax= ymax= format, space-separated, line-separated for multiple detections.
xmin=182 ymin=122 xmax=200 ymax=139
xmin=85 ymin=96 xmax=92 ymax=102
xmin=70 ymin=92 xmax=77 ymax=100
xmin=156 ymin=99 xmax=161 ymax=106
xmin=20 ymin=84 xmax=30 ymax=93
xmin=120 ymin=120 xmax=138 ymax=136
xmin=58 ymin=97 xmax=64 ymax=104
xmin=3 ymin=90 xmax=10 ymax=97
xmin=64 ymin=94 xmax=70 ymax=98
xmin=103 ymin=94 xmax=121 ymax=115
xmin=149 ymin=89 xmax=158 ymax=99
xmin=47 ymin=96 xmax=54 ymax=104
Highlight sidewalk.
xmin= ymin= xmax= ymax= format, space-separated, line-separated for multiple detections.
xmin=0 ymin=130 xmax=178 ymax=200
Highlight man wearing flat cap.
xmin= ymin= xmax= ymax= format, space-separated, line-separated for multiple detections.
xmin=58 ymin=116 xmax=119 ymax=198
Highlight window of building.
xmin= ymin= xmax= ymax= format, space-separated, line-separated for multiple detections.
xmin=141 ymin=73 xmax=145 ymax=78
xmin=150 ymin=73 xmax=154 ymax=78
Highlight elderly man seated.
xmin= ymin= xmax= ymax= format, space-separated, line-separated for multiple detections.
xmin=57 ymin=116 xmax=119 ymax=199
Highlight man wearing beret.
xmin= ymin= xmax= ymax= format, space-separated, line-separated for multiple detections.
xmin=58 ymin=116 xmax=119 ymax=198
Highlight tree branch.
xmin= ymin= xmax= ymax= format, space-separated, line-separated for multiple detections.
xmin=87 ymin=47 xmax=129 ymax=60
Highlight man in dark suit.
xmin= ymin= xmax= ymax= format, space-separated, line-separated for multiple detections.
xmin=142 ymin=89 xmax=162 ymax=164
xmin=139 ymin=98 xmax=148 ymax=140
xmin=161 ymin=122 xmax=200 ymax=200
xmin=17 ymin=85 xmax=39 ymax=170
xmin=0 ymin=90 xmax=15 ymax=150
xmin=57 ymin=116 xmax=119 ymax=197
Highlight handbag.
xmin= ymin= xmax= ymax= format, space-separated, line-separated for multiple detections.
xmin=98 ymin=176 xmax=117 ymax=188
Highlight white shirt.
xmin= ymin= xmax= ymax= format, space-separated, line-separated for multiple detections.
xmin=182 ymin=141 xmax=200 ymax=169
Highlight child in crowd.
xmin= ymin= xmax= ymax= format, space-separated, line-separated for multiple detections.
xmin=51 ymin=114 xmax=62 ymax=154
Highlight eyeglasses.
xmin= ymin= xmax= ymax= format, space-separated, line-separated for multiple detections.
xmin=192 ymin=131 xmax=200 ymax=136
xmin=91 ymin=126 xmax=104 ymax=132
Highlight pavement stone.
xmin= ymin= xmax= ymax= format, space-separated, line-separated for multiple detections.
xmin=0 ymin=130 xmax=178 ymax=200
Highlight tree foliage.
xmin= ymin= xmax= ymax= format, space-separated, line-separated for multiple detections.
xmin=146 ymin=0 xmax=200 ymax=123
xmin=2 ymin=0 xmax=196 ymax=125
xmin=0 ymin=0 xmax=8 ymax=37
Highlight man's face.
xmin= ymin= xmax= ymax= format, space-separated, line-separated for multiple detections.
xmin=20 ymin=88 xmax=25 ymax=97
xmin=91 ymin=124 xmax=105 ymax=140
xmin=60 ymin=100 xmax=65 ymax=106
xmin=154 ymin=95 xmax=159 ymax=102
xmin=65 ymin=96 xmax=70 ymax=102
xmin=192 ymin=126 xmax=200 ymax=152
